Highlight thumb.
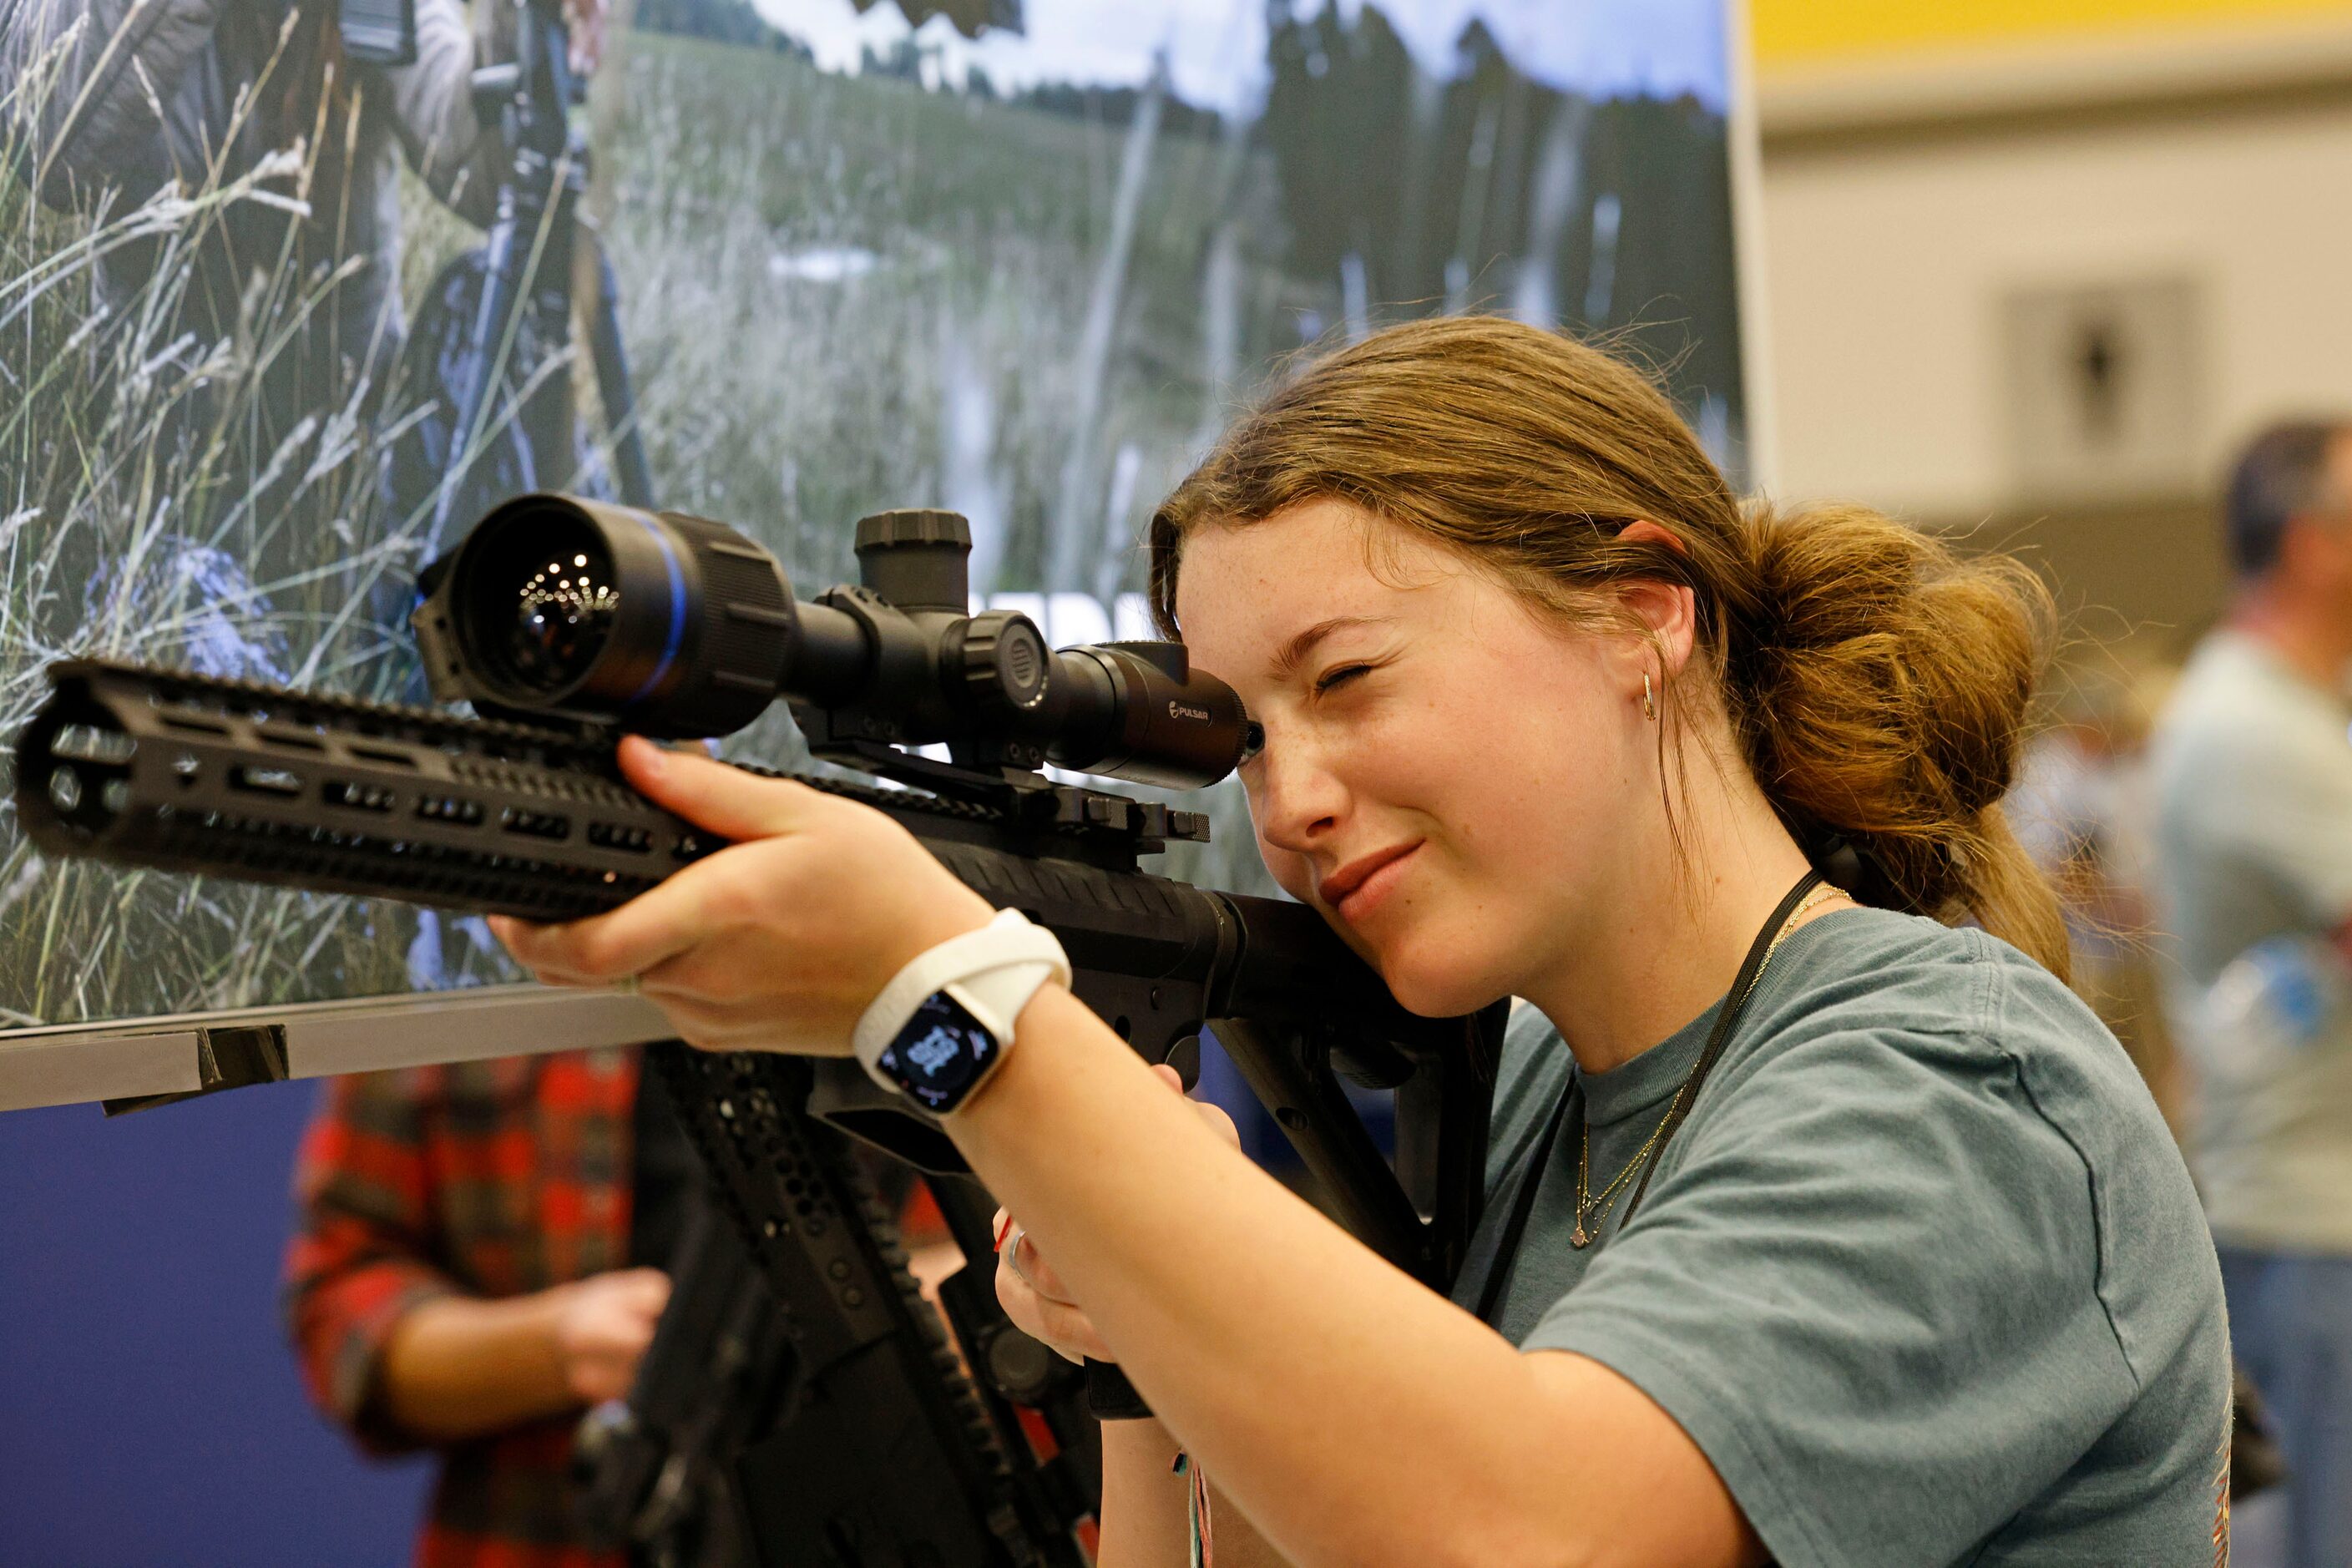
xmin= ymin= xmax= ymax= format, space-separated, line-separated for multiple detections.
xmin=618 ymin=735 xmax=826 ymax=842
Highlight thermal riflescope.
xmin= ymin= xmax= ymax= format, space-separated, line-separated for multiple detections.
xmin=413 ymin=494 xmax=1256 ymax=790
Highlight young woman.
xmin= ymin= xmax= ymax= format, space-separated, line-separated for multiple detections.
xmin=493 ymin=317 xmax=2232 ymax=1567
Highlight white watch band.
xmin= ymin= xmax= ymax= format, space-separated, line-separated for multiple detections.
xmin=852 ymin=909 xmax=1071 ymax=1095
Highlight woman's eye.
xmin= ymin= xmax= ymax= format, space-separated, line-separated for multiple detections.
xmin=1313 ymin=663 xmax=1372 ymax=696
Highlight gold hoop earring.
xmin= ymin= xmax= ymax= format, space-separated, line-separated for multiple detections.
xmin=1642 ymin=672 xmax=1657 ymax=721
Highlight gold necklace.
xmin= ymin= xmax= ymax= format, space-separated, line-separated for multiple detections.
xmin=1568 ymin=884 xmax=1845 ymax=1248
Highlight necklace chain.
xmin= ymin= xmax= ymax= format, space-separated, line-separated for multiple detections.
xmin=1568 ymin=884 xmax=1845 ymax=1247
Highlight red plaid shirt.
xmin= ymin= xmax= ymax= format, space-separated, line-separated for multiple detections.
xmin=283 ymin=1048 xmax=640 ymax=1568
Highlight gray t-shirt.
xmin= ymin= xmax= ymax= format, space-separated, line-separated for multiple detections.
xmin=1450 ymin=908 xmax=2230 ymax=1567
xmin=2148 ymin=629 xmax=2352 ymax=1251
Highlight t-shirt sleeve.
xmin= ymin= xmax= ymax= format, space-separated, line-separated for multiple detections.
xmin=1518 ymin=1020 xmax=2137 ymax=1568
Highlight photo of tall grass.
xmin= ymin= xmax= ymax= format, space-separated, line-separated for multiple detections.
xmin=0 ymin=0 xmax=1745 ymax=1026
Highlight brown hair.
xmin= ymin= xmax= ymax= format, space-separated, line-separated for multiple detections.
xmin=1148 ymin=316 xmax=2069 ymax=980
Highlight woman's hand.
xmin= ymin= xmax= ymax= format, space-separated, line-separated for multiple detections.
xmin=994 ymin=1065 xmax=1242 ymax=1364
xmin=489 ymin=736 xmax=996 ymax=1055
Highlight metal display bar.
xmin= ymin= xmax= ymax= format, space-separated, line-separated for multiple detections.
xmin=0 ymin=985 xmax=668 ymax=1115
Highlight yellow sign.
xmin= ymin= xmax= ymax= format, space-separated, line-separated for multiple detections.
xmin=1753 ymin=0 xmax=2352 ymax=68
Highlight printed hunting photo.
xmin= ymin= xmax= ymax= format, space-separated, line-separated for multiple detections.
xmin=0 ymin=0 xmax=1743 ymax=1024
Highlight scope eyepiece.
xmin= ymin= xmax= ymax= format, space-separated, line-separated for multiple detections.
xmin=1047 ymin=642 xmax=1254 ymax=790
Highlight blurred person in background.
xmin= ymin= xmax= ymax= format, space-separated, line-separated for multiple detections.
xmin=2012 ymin=659 xmax=2183 ymax=1129
xmin=286 ymin=1043 xmax=953 ymax=1568
xmin=285 ymin=1049 xmax=691 ymax=1568
xmin=2150 ymin=418 xmax=2352 ymax=1567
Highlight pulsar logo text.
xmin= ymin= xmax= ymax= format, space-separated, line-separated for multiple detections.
xmin=1167 ymin=701 xmax=1211 ymax=722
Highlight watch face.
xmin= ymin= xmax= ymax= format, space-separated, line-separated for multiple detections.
xmin=878 ymin=990 xmax=1001 ymax=1112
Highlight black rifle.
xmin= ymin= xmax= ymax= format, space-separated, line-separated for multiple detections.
xmin=569 ymin=1113 xmax=1080 ymax=1568
xmin=587 ymin=1052 xmax=1134 ymax=1567
xmin=17 ymin=494 xmax=1501 ymax=1564
xmin=573 ymin=1197 xmax=792 ymax=1566
xmin=18 ymin=660 xmax=1498 ymax=1563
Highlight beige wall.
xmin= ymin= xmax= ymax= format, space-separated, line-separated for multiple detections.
xmin=1753 ymin=20 xmax=2352 ymax=648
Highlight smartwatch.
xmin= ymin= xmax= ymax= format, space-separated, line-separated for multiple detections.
xmin=852 ymin=910 xmax=1070 ymax=1115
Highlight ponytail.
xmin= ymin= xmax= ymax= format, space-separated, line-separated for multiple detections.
xmin=1721 ymin=503 xmax=2068 ymax=979
xmin=1151 ymin=316 xmax=2070 ymax=978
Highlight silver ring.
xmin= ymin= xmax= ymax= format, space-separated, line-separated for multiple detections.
xmin=1004 ymin=1225 xmax=1034 ymax=1287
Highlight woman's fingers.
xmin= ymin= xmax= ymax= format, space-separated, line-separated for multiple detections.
xmin=1193 ymin=1097 xmax=1242 ymax=1148
xmin=489 ymin=832 xmax=806 ymax=987
xmin=994 ymin=1249 xmax=1115 ymax=1364
xmin=993 ymin=1222 xmax=1110 ymax=1362
xmin=986 ymin=1066 xmax=1241 ymax=1368
xmin=615 ymin=736 xmax=833 ymax=842
xmin=1150 ymin=1061 xmax=1242 ymax=1148
xmin=1032 ymin=1295 xmax=1116 ymax=1363
xmin=1006 ymin=1228 xmax=1077 ymax=1304
xmin=488 ymin=867 xmax=716 ymax=986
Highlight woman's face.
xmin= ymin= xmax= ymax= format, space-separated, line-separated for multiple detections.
xmin=1176 ymin=499 xmax=1662 ymax=1017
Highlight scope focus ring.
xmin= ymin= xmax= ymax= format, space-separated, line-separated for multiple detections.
xmin=957 ymin=610 xmax=1051 ymax=716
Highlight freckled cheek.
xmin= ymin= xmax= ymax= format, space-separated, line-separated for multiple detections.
xmin=1317 ymin=713 xmax=1428 ymax=807
xmin=1257 ymin=840 xmax=1318 ymax=903
xmin=1235 ymin=780 xmax=1312 ymax=896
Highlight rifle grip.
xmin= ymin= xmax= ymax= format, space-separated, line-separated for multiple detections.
xmin=1085 ymin=1359 xmax=1153 ymax=1420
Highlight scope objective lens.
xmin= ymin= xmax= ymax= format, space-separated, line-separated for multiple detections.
xmin=508 ymin=545 xmax=621 ymax=695
xmin=454 ymin=507 xmax=625 ymax=701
